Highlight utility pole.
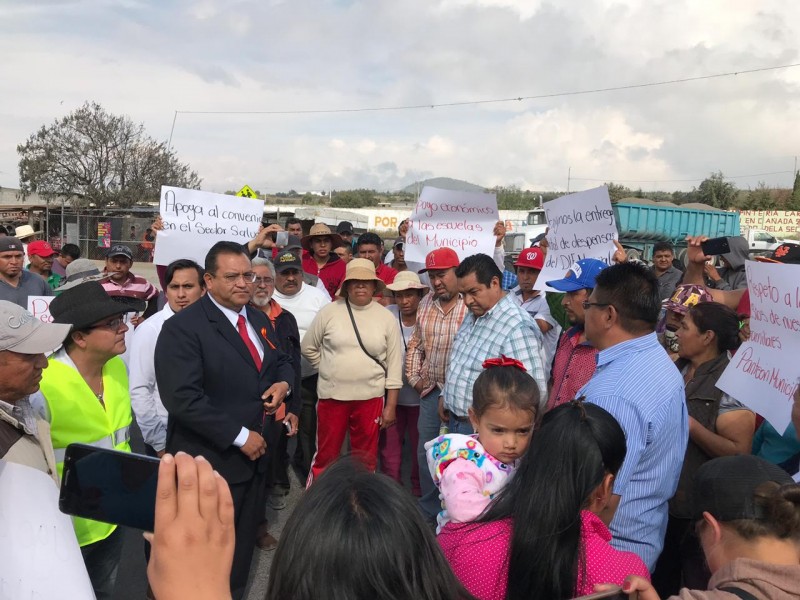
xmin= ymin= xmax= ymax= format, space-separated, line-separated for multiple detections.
xmin=567 ymin=166 xmax=571 ymax=193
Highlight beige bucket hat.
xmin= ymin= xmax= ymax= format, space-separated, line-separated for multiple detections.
xmin=335 ymin=258 xmax=386 ymax=297
xmin=385 ymin=270 xmax=428 ymax=293
xmin=301 ymin=223 xmax=344 ymax=252
xmin=14 ymin=225 xmax=37 ymax=240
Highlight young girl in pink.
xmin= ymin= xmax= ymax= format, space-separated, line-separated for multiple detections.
xmin=438 ymin=400 xmax=650 ymax=600
xmin=425 ymin=356 xmax=540 ymax=533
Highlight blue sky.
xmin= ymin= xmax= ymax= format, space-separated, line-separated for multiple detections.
xmin=1 ymin=0 xmax=799 ymax=194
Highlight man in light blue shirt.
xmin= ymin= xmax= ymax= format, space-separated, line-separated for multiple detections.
xmin=578 ymin=262 xmax=688 ymax=570
xmin=442 ymin=254 xmax=547 ymax=432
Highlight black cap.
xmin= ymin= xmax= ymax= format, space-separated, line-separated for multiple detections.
xmin=336 ymin=221 xmax=354 ymax=235
xmin=691 ymin=455 xmax=794 ymax=522
xmin=105 ymin=244 xmax=133 ymax=260
xmin=274 ymin=250 xmax=303 ymax=274
xmin=0 ymin=236 xmax=24 ymax=253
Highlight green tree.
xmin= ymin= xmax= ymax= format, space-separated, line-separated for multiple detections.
xmin=494 ymin=186 xmax=542 ymax=210
xmin=789 ymin=171 xmax=800 ymax=210
xmin=605 ymin=182 xmax=632 ymax=202
xmin=330 ymin=189 xmax=378 ymax=208
xmin=17 ymin=102 xmax=201 ymax=208
xmin=742 ymin=182 xmax=777 ymax=210
xmin=693 ymin=171 xmax=737 ymax=209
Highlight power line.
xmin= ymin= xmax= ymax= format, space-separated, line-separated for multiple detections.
xmin=571 ymin=170 xmax=796 ymax=184
xmin=175 ymin=62 xmax=800 ymax=116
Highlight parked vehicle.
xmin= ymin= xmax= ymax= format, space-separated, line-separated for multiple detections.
xmin=740 ymin=228 xmax=781 ymax=254
xmin=612 ymin=198 xmax=740 ymax=262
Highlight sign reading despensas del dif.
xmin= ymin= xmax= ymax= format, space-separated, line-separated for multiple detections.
xmin=154 ymin=186 xmax=264 ymax=266
xmin=534 ymin=186 xmax=618 ymax=292
xmin=404 ymin=187 xmax=499 ymax=264
xmin=717 ymin=261 xmax=800 ymax=434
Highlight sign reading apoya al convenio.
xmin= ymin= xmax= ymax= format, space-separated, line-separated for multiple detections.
xmin=154 ymin=186 xmax=265 ymax=266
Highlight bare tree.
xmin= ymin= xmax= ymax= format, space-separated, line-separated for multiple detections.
xmin=17 ymin=102 xmax=201 ymax=208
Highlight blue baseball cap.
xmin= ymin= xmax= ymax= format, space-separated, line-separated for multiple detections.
xmin=545 ymin=258 xmax=608 ymax=292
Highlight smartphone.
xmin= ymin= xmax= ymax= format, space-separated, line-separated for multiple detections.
xmin=276 ymin=231 xmax=289 ymax=247
xmin=701 ymin=236 xmax=731 ymax=256
xmin=59 ymin=443 xmax=160 ymax=532
xmin=572 ymin=588 xmax=633 ymax=600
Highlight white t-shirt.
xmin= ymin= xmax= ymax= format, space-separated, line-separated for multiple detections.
xmin=274 ymin=283 xmax=330 ymax=377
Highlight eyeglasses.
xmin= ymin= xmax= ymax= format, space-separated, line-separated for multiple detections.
xmin=582 ymin=301 xmax=612 ymax=310
xmin=86 ymin=316 xmax=126 ymax=331
xmin=218 ymin=272 xmax=257 ymax=284
xmin=254 ymin=276 xmax=274 ymax=286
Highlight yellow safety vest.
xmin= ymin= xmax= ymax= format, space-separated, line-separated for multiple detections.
xmin=39 ymin=356 xmax=132 ymax=547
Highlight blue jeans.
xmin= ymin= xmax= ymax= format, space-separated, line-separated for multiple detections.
xmin=448 ymin=414 xmax=475 ymax=435
xmin=417 ymin=388 xmax=444 ymax=523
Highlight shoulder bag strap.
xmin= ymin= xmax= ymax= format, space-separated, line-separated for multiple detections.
xmin=719 ymin=587 xmax=759 ymax=600
xmin=345 ymin=298 xmax=385 ymax=371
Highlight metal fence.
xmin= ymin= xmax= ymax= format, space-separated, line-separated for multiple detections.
xmin=45 ymin=207 xmax=160 ymax=263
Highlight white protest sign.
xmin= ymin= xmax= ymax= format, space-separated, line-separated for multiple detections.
xmin=0 ymin=461 xmax=95 ymax=599
xmin=534 ymin=186 xmax=618 ymax=291
xmin=717 ymin=261 xmax=800 ymax=433
xmin=27 ymin=296 xmax=54 ymax=323
xmin=404 ymin=186 xmax=499 ymax=263
xmin=154 ymin=186 xmax=264 ymax=266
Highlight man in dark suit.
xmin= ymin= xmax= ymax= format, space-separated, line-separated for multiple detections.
xmin=155 ymin=241 xmax=294 ymax=599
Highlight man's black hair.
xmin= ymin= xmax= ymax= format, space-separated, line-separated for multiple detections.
xmin=593 ymin=262 xmax=660 ymax=332
xmin=454 ymin=253 xmax=502 ymax=287
xmin=653 ymin=241 xmax=674 ymax=255
xmin=204 ymin=241 xmax=249 ymax=275
xmin=60 ymin=243 xmax=81 ymax=260
xmin=356 ymin=232 xmax=384 ymax=249
xmin=166 ymin=258 xmax=206 ymax=287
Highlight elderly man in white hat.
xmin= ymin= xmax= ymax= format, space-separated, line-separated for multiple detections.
xmin=301 ymin=258 xmax=403 ymax=485
xmin=380 ymin=271 xmax=429 ymax=493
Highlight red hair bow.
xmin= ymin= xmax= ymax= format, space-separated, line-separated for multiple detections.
xmin=482 ymin=355 xmax=526 ymax=372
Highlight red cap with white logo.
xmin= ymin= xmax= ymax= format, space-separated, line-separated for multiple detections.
xmin=513 ymin=247 xmax=544 ymax=270
xmin=418 ymin=247 xmax=460 ymax=273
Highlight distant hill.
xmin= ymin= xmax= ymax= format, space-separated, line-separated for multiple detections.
xmin=401 ymin=177 xmax=486 ymax=194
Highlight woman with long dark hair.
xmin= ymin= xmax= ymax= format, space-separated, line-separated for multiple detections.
xmin=439 ymin=400 xmax=649 ymax=600
xmin=267 ymin=458 xmax=474 ymax=600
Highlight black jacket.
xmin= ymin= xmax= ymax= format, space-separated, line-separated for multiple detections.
xmin=155 ymin=294 xmax=295 ymax=484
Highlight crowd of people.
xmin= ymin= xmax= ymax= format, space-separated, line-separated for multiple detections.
xmin=1 ymin=217 xmax=800 ymax=600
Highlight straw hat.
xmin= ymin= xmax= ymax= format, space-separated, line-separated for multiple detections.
xmin=14 ymin=225 xmax=37 ymax=240
xmin=301 ymin=223 xmax=344 ymax=252
xmin=335 ymin=258 xmax=386 ymax=297
xmin=386 ymin=270 xmax=428 ymax=293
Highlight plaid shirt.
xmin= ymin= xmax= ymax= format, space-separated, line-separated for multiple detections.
xmin=443 ymin=293 xmax=548 ymax=417
xmin=405 ymin=292 xmax=468 ymax=397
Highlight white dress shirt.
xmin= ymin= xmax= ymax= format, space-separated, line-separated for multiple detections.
xmin=129 ymin=305 xmax=174 ymax=452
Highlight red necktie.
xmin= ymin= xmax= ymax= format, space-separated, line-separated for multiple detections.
xmin=237 ymin=315 xmax=262 ymax=370
xmin=238 ymin=315 xmax=285 ymax=421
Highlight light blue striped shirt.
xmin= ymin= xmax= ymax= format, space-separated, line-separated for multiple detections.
xmin=444 ymin=293 xmax=547 ymax=417
xmin=577 ymin=332 xmax=688 ymax=570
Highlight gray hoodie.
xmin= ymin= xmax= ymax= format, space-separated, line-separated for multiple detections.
xmin=711 ymin=236 xmax=749 ymax=291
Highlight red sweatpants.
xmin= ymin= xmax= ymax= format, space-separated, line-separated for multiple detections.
xmin=308 ymin=397 xmax=383 ymax=486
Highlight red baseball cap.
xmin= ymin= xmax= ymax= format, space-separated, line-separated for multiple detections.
xmin=27 ymin=240 xmax=58 ymax=258
xmin=418 ymin=248 xmax=460 ymax=273
xmin=513 ymin=247 xmax=544 ymax=270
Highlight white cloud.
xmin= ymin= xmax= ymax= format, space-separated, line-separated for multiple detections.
xmin=1 ymin=0 xmax=799 ymax=195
